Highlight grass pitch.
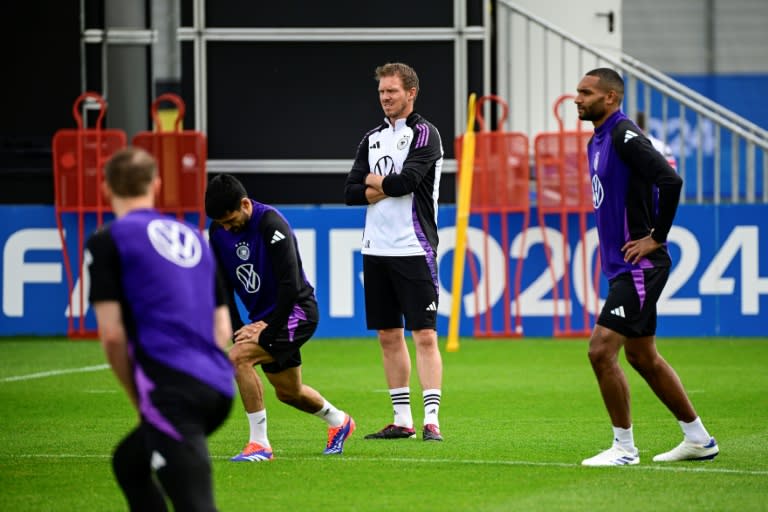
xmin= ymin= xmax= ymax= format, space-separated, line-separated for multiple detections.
xmin=1 ymin=336 xmax=766 ymax=511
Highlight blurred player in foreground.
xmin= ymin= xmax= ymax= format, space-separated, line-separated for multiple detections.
xmin=87 ymin=147 xmax=234 ymax=510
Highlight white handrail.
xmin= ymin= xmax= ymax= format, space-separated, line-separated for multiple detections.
xmin=497 ymin=0 xmax=767 ymax=203
xmin=621 ymin=54 xmax=768 ymax=143
xmin=497 ymin=0 xmax=768 ymax=149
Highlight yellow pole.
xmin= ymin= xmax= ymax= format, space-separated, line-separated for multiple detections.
xmin=446 ymin=93 xmax=477 ymax=352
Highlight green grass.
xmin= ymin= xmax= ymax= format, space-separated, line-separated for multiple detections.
xmin=1 ymin=337 xmax=767 ymax=511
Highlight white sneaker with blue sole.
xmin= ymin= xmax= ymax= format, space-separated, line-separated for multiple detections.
xmin=652 ymin=437 xmax=719 ymax=462
xmin=581 ymin=444 xmax=639 ymax=466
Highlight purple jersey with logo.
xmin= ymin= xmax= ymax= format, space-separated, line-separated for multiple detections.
xmin=86 ymin=209 xmax=235 ymax=401
xmin=208 ymin=200 xmax=316 ymax=343
xmin=588 ymin=110 xmax=683 ymax=280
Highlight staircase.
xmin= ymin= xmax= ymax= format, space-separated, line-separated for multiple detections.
xmin=495 ymin=0 xmax=768 ymax=204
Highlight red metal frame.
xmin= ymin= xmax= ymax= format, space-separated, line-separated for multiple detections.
xmin=533 ymin=94 xmax=600 ymax=337
xmin=132 ymin=93 xmax=208 ymax=230
xmin=455 ymin=95 xmax=530 ymax=337
xmin=52 ymin=92 xmax=127 ymax=338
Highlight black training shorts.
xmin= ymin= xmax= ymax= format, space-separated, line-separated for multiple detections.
xmin=597 ymin=266 xmax=669 ymax=338
xmin=259 ymin=297 xmax=318 ymax=374
xmin=363 ymin=254 xmax=439 ymax=331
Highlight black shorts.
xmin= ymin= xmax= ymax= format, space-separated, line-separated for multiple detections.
xmin=138 ymin=358 xmax=234 ymax=438
xmin=112 ymin=361 xmax=233 ymax=511
xmin=258 ymin=297 xmax=318 ymax=374
xmin=363 ymin=254 xmax=439 ymax=331
xmin=597 ymin=267 xmax=669 ymax=338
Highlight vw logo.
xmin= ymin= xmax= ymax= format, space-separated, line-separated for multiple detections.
xmin=373 ymin=155 xmax=395 ymax=176
xmin=236 ymin=264 xmax=261 ymax=293
xmin=147 ymin=219 xmax=202 ymax=268
xmin=591 ymin=174 xmax=604 ymax=209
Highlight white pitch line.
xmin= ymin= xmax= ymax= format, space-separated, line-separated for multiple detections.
xmin=294 ymin=455 xmax=768 ymax=476
xmin=0 ymin=364 xmax=109 ymax=383
xmin=7 ymin=453 xmax=768 ymax=477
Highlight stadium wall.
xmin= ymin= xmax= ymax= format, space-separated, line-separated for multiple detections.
xmin=1 ymin=204 xmax=766 ymax=338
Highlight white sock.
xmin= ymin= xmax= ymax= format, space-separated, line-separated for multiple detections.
xmin=612 ymin=425 xmax=635 ymax=452
xmin=423 ymin=388 xmax=441 ymax=427
xmin=390 ymin=387 xmax=413 ymax=428
xmin=247 ymin=409 xmax=270 ymax=447
xmin=313 ymin=399 xmax=345 ymax=428
xmin=680 ymin=417 xmax=711 ymax=445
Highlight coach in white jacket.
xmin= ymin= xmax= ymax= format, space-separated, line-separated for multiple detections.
xmin=344 ymin=62 xmax=445 ymax=442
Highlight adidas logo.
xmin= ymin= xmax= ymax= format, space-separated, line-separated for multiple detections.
xmin=369 ymin=141 xmax=380 ymax=149
xmin=425 ymin=301 xmax=437 ymax=311
xmin=610 ymin=306 xmax=626 ymax=318
xmin=270 ymin=230 xmax=286 ymax=244
xmin=624 ymin=130 xmax=638 ymax=143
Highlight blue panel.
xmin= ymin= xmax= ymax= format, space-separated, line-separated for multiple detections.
xmin=1 ymin=204 xmax=767 ymax=337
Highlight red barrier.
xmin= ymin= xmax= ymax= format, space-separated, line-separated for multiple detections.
xmin=533 ymin=95 xmax=600 ymax=337
xmin=52 ymin=92 xmax=127 ymax=338
xmin=455 ymin=95 xmax=530 ymax=337
xmin=132 ymin=93 xmax=207 ymax=230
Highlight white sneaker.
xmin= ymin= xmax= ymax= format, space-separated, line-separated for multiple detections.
xmin=652 ymin=437 xmax=719 ymax=462
xmin=581 ymin=445 xmax=639 ymax=466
